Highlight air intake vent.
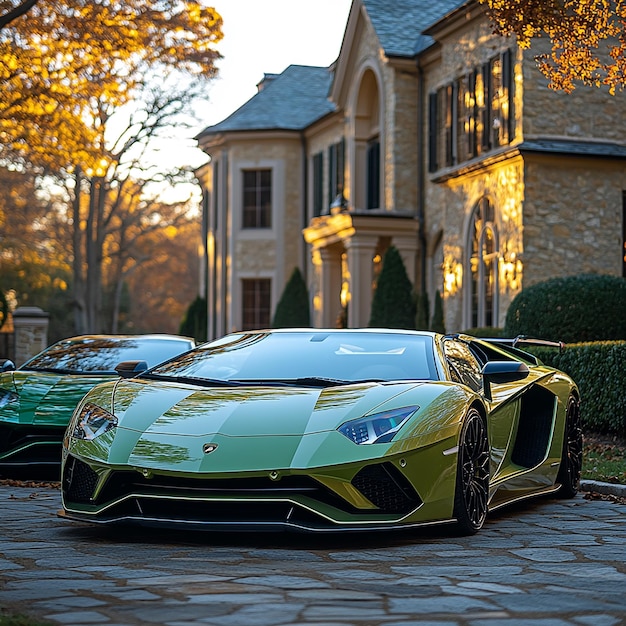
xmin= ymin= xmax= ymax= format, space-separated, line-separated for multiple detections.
xmin=63 ymin=456 xmax=99 ymax=504
xmin=352 ymin=463 xmax=421 ymax=514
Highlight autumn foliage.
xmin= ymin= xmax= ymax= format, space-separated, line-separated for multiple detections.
xmin=0 ymin=0 xmax=223 ymax=336
xmin=0 ymin=0 xmax=223 ymax=170
xmin=479 ymin=0 xmax=626 ymax=93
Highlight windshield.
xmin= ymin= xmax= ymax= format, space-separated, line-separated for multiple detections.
xmin=22 ymin=337 xmax=193 ymax=374
xmin=147 ymin=331 xmax=438 ymax=384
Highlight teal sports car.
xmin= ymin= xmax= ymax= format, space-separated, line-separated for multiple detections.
xmin=60 ymin=329 xmax=582 ymax=535
xmin=0 ymin=334 xmax=194 ymax=468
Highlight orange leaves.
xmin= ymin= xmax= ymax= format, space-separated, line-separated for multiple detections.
xmin=479 ymin=0 xmax=626 ymax=92
xmin=0 ymin=0 xmax=223 ymax=170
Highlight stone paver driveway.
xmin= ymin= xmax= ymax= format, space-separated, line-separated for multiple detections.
xmin=1 ymin=484 xmax=625 ymax=625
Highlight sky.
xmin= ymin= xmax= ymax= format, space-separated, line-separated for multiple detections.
xmin=178 ymin=0 xmax=353 ymax=169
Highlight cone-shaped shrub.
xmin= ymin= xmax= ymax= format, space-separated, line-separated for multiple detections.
xmin=179 ymin=295 xmax=207 ymax=343
xmin=430 ymin=289 xmax=446 ymax=334
xmin=272 ymin=267 xmax=310 ymax=328
xmin=415 ymin=290 xmax=430 ymax=330
xmin=368 ymin=246 xmax=416 ymax=329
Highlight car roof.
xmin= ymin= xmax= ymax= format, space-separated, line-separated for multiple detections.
xmin=230 ymin=328 xmax=439 ymax=338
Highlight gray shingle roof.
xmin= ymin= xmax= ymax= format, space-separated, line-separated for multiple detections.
xmin=362 ymin=0 xmax=466 ymax=56
xmin=197 ymin=1 xmax=468 ymax=137
xmin=197 ymin=65 xmax=335 ymax=136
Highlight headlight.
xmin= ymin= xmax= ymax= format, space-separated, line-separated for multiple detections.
xmin=338 ymin=405 xmax=419 ymax=445
xmin=72 ymin=402 xmax=118 ymax=440
xmin=0 ymin=388 xmax=18 ymax=409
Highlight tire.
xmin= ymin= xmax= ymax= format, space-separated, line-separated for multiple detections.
xmin=453 ymin=407 xmax=490 ymax=535
xmin=556 ymin=394 xmax=583 ymax=498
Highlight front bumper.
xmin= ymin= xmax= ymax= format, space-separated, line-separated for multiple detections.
xmin=60 ymin=447 xmax=456 ymax=532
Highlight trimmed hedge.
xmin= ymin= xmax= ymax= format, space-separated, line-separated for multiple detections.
xmin=530 ymin=341 xmax=626 ymax=437
xmin=504 ymin=274 xmax=626 ymax=343
xmin=462 ymin=327 xmax=504 ymax=338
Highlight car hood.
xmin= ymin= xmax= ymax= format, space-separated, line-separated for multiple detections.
xmin=8 ymin=371 xmax=114 ymax=426
xmin=75 ymin=378 xmax=471 ymax=472
xmin=108 ymin=378 xmax=428 ymax=435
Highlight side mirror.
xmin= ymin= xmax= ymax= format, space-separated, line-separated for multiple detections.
xmin=115 ymin=360 xmax=148 ymax=378
xmin=482 ymin=360 xmax=529 ymax=401
xmin=0 ymin=359 xmax=16 ymax=373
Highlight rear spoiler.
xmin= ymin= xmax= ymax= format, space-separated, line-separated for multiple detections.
xmin=485 ymin=336 xmax=565 ymax=352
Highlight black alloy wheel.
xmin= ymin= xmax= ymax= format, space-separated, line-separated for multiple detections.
xmin=557 ymin=394 xmax=583 ymax=498
xmin=453 ymin=408 xmax=490 ymax=535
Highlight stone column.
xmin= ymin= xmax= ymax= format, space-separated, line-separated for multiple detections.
xmin=345 ymin=236 xmax=378 ymax=328
xmin=318 ymin=247 xmax=343 ymax=328
xmin=13 ymin=306 xmax=50 ymax=366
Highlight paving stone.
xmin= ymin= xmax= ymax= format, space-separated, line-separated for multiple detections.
xmin=42 ymin=610 xmax=111 ymax=623
xmin=388 ymin=595 xmax=497 ymax=614
xmin=35 ymin=596 xmax=109 ymax=609
xmin=233 ymin=575 xmax=330 ymax=589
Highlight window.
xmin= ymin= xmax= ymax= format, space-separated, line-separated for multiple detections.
xmin=444 ymin=84 xmax=454 ymax=167
xmin=312 ymin=152 xmax=324 ymax=217
xmin=623 ymin=191 xmax=626 ymax=278
xmin=242 ymin=169 xmax=271 ymax=228
xmin=469 ymin=198 xmax=498 ymax=328
xmin=490 ymin=49 xmax=514 ymax=147
xmin=241 ymin=279 xmax=271 ymax=330
xmin=428 ymin=92 xmax=438 ymax=172
xmin=443 ymin=339 xmax=482 ymax=392
xmin=328 ymin=139 xmax=345 ymax=205
xmin=366 ymin=137 xmax=380 ymax=210
xmin=428 ymin=48 xmax=515 ymax=172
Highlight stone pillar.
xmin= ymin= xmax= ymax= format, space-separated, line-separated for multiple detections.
xmin=13 ymin=306 xmax=50 ymax=366
xmin=319 ymin=247 xmax=343 ymax=328
xmin=345 ymin=236 xmax=378 ymax=328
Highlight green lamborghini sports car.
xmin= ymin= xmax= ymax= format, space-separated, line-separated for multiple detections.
xmin=60 ymin=329 xmax=582 ymax=535
xmin=0 ymin=334 xmax=194 ymax=467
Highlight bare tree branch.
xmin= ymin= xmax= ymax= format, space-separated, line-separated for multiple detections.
xmin=0 ymin=0 xmax=39 ymax=29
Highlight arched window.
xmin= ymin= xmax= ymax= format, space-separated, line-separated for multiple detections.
xmin=468 ymin=198 xmax=498 ymax=328
xmin=353 ymin=69 xmax=381 ymax=211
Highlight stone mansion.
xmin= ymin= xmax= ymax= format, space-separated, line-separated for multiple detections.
xmin=195 ymin=0 xmax=626 ymax=339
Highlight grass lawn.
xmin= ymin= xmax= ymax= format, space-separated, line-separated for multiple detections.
xmin=582 ymin=433 xmax=626 ymax=485
xmin=0 ymin=613 xmax=53 ymax=626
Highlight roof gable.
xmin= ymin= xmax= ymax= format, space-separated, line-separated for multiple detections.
xmin=362 ymin=0 xmax=465 ymax=57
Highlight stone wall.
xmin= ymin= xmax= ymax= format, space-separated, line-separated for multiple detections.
xmin=12 ymin=306 xmax=49 ymax=366
xmin=422 ymin=15 xmax=524 ymax=331
xmin=521 ymin=41 xmax=626 ymax=143
xmin=522 ymin=154 xmax=624 ymax=286
xmin=226 ymin=137 xmax=306 ymax=329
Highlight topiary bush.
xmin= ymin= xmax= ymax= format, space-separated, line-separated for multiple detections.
xmin=368 ymin=246 xmax=416 ymax=330
xmin=415 ymin=291 xmax=429 ymax=331
xmin=530 ymin=341 xmax=626 ymax=437
xmin=179 ymin=295 xmax=207 ymax=343
xmin=272 ymin=267 xmax=310 ymax=328
xmin=504 ymin=274 xmax=626 ymax=343
xmin=430 ymin=289 xmax=446 ymax=334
